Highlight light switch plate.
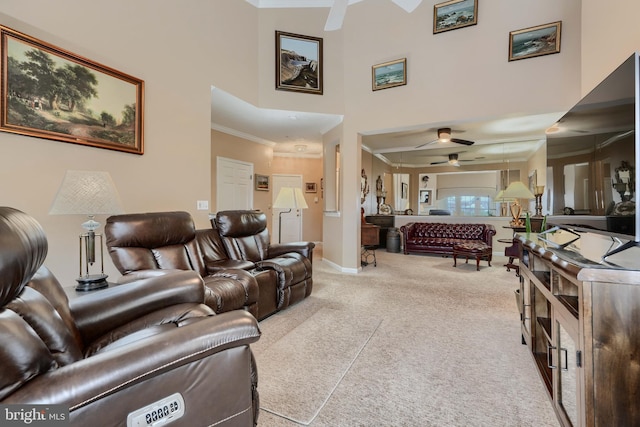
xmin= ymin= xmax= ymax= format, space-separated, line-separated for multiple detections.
xmin=197 ymin=200 xmax=209 ymax=210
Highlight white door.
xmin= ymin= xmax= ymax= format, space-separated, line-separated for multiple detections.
xmin=216 ymin=157 xmax=253 ymax=211
xmin=272 ymin=174 xmax=303 ymax=243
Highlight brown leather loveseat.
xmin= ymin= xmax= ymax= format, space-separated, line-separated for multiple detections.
xmin=401 ymin=222 xmax=496 ymax=256
xmin=0 ymin=207 xmax=261 ymax=426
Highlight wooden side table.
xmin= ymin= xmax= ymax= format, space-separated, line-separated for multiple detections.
xmin=361 ymin=223 xmax=380 ymax=267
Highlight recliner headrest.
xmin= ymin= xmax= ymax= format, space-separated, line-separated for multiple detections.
xmin=105 ymin=211 xmax=196 ymax=248
xmin=214 ymin=210 xmax=266 ymax=237
xmin=0 ymin=207 xmax=48 ymax=306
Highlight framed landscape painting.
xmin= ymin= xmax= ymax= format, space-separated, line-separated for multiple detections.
xmin=255 ymin=174 xmax=269 ymax=191
xmin=276 ymin=31 xmax=323 ymax=95
xmin=433 ymin=0 xmax=478 ymax=34
xmin=372 ymin=58 xmax=407 ymax=91
xmin=0 ymin=25 xmax=144 ymax=154
xmin=509 ymin=21 xmax=562 ymax=61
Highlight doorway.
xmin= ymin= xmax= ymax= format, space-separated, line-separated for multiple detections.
xmin=216 ymin=157 xmax=253 ymax=211
xmin=272 ymin=174 xmax=303 ymax=243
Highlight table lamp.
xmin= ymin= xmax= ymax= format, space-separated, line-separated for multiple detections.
xmin=502 ymin=181 xmax=535 ymax=227
xmin=494 ymin=189 xmax=516 ymax=217
xmin=49 ymin=170 xmax=124 ymax=291
xmin=273 ymin=187 xmax=308 ymax=244
xmin=533 ymin=185 xmax=545 ymax=217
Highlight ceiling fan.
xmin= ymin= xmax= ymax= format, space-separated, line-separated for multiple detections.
xmin=415 ymin=127 xmax=476 ymax=149
xmin=429 ymin=152 xmax=484 ymax=167
xmin=325 ymin=0 xmax=423 ymax=31
xmin=430 ymin=153 xmax=464 ymax=167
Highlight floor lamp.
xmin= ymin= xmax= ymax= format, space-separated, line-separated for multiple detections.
xmin=273 ymin=187 xmax=308 ymax=243
xmin=49 ymin=170 xmax=124 ymax=291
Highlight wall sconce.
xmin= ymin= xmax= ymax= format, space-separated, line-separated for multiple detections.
xmin=49 ymin=170 xmax=124 ymax=291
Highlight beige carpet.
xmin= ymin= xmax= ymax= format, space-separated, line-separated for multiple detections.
xmin=253 ymin=249 xmax=560 ymax=427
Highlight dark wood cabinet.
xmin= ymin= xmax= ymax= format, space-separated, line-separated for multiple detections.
xmin=365 ymin=215 xmax=394 ymax=248
xmin=516 ymin=233 xmax=640 ymax=427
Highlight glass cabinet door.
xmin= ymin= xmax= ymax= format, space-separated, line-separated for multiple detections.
xmin=557 ymin=321 xmax=578 ymax=426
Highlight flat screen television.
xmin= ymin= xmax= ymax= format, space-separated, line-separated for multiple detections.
xmin=546 ymin=52 xmax=639 ymax=256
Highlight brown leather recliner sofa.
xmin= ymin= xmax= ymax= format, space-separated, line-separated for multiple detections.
xmin=0 ymin=207 xmax=261 ymax=426
xmin=213 ymin=210 xmax=315 ymax=319
xmin=400 ymin=222 xmax=496 ymax=256
xmin=105 ymin=211 xmax=260 ymax=317
xmin=105 ymin=210 xmax=315 ymax=320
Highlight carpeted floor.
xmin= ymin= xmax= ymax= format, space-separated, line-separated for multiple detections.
xmin=253 ymin=248 xmax=560 ymax=427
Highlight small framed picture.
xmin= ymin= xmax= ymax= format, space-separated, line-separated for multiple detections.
xmin=305 ymin=182 xmax=317 ymax=193
xmin=276 ymin=31 xmax=323 ymax=95
xmin=420 ymin=189 xmax=433 ymax=206
xmin=372 ymin=58 xmax=407 ymax=91
xmin=433 ymin=0 xmax=478 ymax=34
xmin=509 ymin=21 xmax=561 ymax=62
xmin=255 ymin=174 xmax=269 ymax=191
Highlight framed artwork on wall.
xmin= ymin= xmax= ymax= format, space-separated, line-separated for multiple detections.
xmin=0 ymin=25 xmax=144 ymax=154
xmin=275 ymin=31 xmax=323 ymax=95
xmin=305 ymin=182 xmax=317 ymax=193
xmin=433 ymin=0 xmax=478 ymax=34
xmin=255 ymin=174 xmax=269 ymax=191
xmin=509 ymin=21 xmax=562 ymax=62
xmin=372 ymin=58 xmax=407 ymax=91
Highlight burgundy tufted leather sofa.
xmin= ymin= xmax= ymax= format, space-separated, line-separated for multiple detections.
xmin=400 ymin=222 xmax=496 ymax=256
xmin=0 ymin=207 xmax=261 ymax=426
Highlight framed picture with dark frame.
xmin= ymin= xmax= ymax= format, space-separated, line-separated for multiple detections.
xmin=255 ymin=174 xmax=269 ymax=191
xmin=433 ymin=0 xmax=478 ymax=34
xmin=0 ymin=25 xmax=144 ymax=154
xmin=509 ymin=21 xmax=562 ymax=62
xmin=275 ymin=31 xmax=323 ymax=95
xmin=305 ymin=182 xmax=317 ymax=193
xmin=372 ymin=58 xmax=407 ymax=91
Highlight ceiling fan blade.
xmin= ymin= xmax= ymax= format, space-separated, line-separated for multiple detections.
xmin=325 ymin=0 xmax=349 ymax=31
xmin=391 ymin=0 xmax=423 ymax=13
xmin=415 ymin=139 xmax=437 ymax=149
xmin=451 ymin=138 xmax=475 ymax=146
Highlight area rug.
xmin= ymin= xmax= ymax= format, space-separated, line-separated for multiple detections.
xmin=256 ymin=307 xmax=382 ymax=425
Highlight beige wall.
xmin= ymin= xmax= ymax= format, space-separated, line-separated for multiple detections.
xmin=581 ymin=1 xmax=640 ymax=95
xmin=2 ymin=0 xmax=640 ymax=280
xmin=0 ymin=0 xmax=258 ymax=284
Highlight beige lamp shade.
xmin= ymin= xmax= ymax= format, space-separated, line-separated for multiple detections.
xmin=493 ymin=189 xmax=516 ymax=202
xmin=502 ymin=181 xmax=535 ymax=200
xmin=273 ymin=187 xmax=308 ymax=210
xmin=50 ymin=170 xmax=124 ymax=216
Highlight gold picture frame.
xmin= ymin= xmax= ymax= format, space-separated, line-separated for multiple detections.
xmin=1 ymin=25 xmax=144 ymax=154
xmin=509 ymin=21 xmax=562 ymax=62
xmin=372 ymin=58 xmax=407 ymax=91
xmin=433 ymin=0 xmax=478 ymax=34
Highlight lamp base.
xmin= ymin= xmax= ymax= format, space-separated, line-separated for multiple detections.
xmin=76 ymin=274 xmax=109 ymax=291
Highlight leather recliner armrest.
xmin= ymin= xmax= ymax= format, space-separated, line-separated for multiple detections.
xmin=205 ymin=258 xmax=256 ymax=274
xmin=70 ymin=271 xmax=205 ymax=343
xmin=268 ymin=242 xmax=315 ymax=260
xmin=2 ymin=310 xmax=260 ymax=411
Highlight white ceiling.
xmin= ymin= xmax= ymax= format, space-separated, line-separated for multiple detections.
xmin=210 ymin=0 xmax=566 ymax=166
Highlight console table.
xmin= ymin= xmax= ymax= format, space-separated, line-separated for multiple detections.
xmin=515 ymin=232 xmax=640 ymax=426
xmin=364 ymin=215 xmax=394 ymax=248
